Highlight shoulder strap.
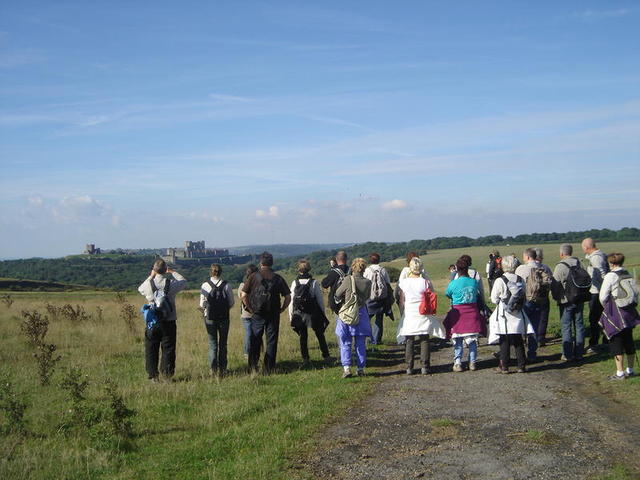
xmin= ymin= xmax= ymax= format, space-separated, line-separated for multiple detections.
xmin=500 ymin=275 xmax=508 ymax=286
xmin=163 ymin=277 xmax=171 ymax=295
xmin=150 ymin=278 xmax=157 ymax=293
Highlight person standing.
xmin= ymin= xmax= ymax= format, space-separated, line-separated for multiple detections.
xmin=486 ymin=250 xmax=503 ymax=292
xmin=364 ymin=253 xmax=392 ymax=347
xmin=238 ymin=264 xmax=259 ymax=358
xmin=553 ymin=244 xmax=588 ymax=362
xmin=288 ymin=259 xmax=331 ymax=364
xmin=488 ymin=255 xmax=534 ymax=373
xmin=515 ymin=248 xmax=552 ymax=362
xmin=241 ymin=252 xmax=291 ymax=373
xmin=582 ymin=238 xmax=609 ymax=353
xmin=321 ymin=250 xmax=349 ymax=315
xmin=200 ymin=264 xmax=234 ymax=376
xmin=335 ymin=258 xmax=373 ymax=378
xmin=533 ymin=247 xmax=553 ymax=346
xmin=138 ymin=259 xmax=187 ymax=381
xmin=598 ymin=253 xmax=639 ymax=380
xmin=444 ymin=259 xmax=485 ymax=372
xmin=398 ymin=257 xmax=445 ymax=374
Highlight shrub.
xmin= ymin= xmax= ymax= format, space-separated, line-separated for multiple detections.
xmin=34 ymin=343 xmax=61 ymax=386
xmin=20 ymin=310 xmax=49 ymax=347
xmin=59 ymin=367 xmax=99 ymax=431
xmin=44 ymin=302 xmax=62 ymax=321
xmin=1 ymin=294 xmax=14 ymax=309
xmin=0 ymin=373 xmax=28 ymax=434
xmin=60 ymin=304 xmax=90 ymax=323
xmin=120 ymin=303 xmax=138 ymax=336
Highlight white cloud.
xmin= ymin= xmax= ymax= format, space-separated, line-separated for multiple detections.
xmin=209 ymin=93 xmax=254 ymax=103
xmin=255 ymin=206 xmax=279 ymax=218
xmin=27 ymin=195 xmax=43 ymax=207
xmin=186 ymin=211 xmax=224 ymax=223
xmin=577 ymin=9 xmax=632 ymax=20
xmin=382 ymin=199 xmax=408 ymax=211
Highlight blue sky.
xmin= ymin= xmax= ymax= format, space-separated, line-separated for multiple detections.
xmin=1 ymin=1 xmax=639 ymax=258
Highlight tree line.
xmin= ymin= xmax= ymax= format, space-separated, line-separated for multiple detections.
xmin=0 ymin=227 xmax=637 ymax=290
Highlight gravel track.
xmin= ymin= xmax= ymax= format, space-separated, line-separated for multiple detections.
xmin=299 ymin=339 xmax=640 ymax=480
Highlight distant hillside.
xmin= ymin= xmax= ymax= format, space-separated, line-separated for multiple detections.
xmin=1 ymin=228 xmax=637 ymax=291
xmin=228 ymin=243 xmax=352 ymax=258
xmin=0 ymin=278 xmax=93 ymax=292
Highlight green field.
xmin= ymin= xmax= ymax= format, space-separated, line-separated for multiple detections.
xmin=1 ymin=241 xmax=639 ymax=479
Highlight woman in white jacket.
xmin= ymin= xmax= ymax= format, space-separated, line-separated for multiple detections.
xmin=488 ymin=255 xmax=534 ymax=373
xmin=398 ymin=257 xmax=445 ymax=375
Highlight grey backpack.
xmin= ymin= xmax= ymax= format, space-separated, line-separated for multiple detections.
xmin=613 ymin=270 xmax=639 ymax=308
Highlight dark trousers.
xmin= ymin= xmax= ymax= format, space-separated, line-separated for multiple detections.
xmin=145 ymin=321 xmax=177 ymax=378
xmin=370 ymin=312 xmax=384 ymax=344
xmin=249 ymin=313 xmax=280 ymax=372
xmin=588 ymin=293 xmax=607 ymax=347
xmin=205 ymin=318 xmax=229 ymax=372
xmin=537 ymin=301 xmax=550 ymax=343
xmin=405 ymin=335 xmax=430 ymax=369
xmin=299 ymin=326 xmax=330 ymax=360
xmin=499 ymin=334 xmax=525 ymax=370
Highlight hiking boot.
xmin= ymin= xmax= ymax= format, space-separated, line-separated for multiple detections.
xmin=494 ymin=367 xmax=509 ymax=374
xmin=469 ymin=362 xmax=477 ymax=371
xmin=356 ymin=369 xmax=365 ymax=377
xmin=561 ymin=355 xmax=572 ymax=362
xmin=625 ymin=371 xmax=635 ymax=377
xmin=608 ymin=374 xmax=626 ymax=381
xmin=421 ymin=367 xmax=431 ymax=375
xmin=406 ymin=368 xmax=414 ymax=375
xmin=516 ymin=368 xmax=526 ymax=373
xmin=453 ymin=363 xmax=463 ymax=373
xmin=585 ymin=347 xmax=597 ymax=354
xmin=342 ymin=370 xmax=352 ymax=379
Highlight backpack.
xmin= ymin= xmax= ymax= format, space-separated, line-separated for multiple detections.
xmin=206 ymin=280 xmax=229 ymax=321
xmin=500 ymin=275 xmax=525 ymax=314
xmin=560 ymin=261 xmax=591 ymax=304
xmin=612 ymin=270 xmax=639 ymax=308
xmin=419 ymin=280 xmax=438 ymax=315
xmin=293 ymin=279 xmax=317 ymax=314
xmin=330 ymin=267 xmax=347 ymax=312
xmin=248 ymin=274 xmax=275 ymax=315
xmin=150 ymin=277 xmax=173 ymax=321
xmin=338 ymin=275 xmax=360 ymax=326
xmin=369 ymin=268 xmax=388 ymax=302
xmin=525 ymin=266 xmax=552 ymax=303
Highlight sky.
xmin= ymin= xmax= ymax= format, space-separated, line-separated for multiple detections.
xmin=0 ymin=1 xmax=639 ymax=258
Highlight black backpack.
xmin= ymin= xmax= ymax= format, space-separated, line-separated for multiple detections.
xmin=248 ymin=274 xmax=275 ymax=315
xmin=560 ymin=261 xmax=591 ymax=304
xmin=293 ymin=279 xmax=317 ymax=314
xmin=206 ymin=280 xmax=229 ymax=321
xmin=150 ymin=277 xmax=173 ymax=321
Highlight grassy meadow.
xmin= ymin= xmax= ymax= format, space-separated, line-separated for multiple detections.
xmin=1 ymin=241 xmax=639 ymax=479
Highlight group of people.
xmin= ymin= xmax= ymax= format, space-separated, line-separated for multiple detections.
xmin=137 ymin=238 xmax=639 ymax=382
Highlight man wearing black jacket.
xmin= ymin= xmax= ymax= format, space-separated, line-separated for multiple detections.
xmin=322 ymin=251 xmax=349 ymax=314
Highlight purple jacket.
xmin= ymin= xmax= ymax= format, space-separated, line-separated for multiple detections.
xmin=599 ymin=300 xmax=640 ymax=340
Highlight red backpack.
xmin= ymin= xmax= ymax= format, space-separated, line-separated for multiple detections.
xmin=419 ymin=280 xmax=437 ymax=315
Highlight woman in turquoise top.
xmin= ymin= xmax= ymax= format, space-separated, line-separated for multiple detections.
xmin=444 ymin=259 xmax=485 ymax=372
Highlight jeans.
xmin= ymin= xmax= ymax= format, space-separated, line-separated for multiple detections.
xmin=588 ymin=294 xmax=606 ymax=347
xmin=337 ymin=333 xmax=367 ymax=369
xmin=205 ymin=318 xmax=229 ymax=372
xmin=241 ymin=317 xmax=252 ymax=355
xmin=370 ymin=312 xmax=384 ymax=344
xmin=453 ymin=337 xmax=477 ymax=364
xmin=560 ymin=303 xmax=585 ymax=359
xmin=405 ymin=335 xmax=430 ymax=369
xmin=537 ymin=301 xmax=550 ymax=343
xmin=249 ymin=313 xmax=280 ymax=372
xmin=523 ymin=301 xmax=541 ymax=360
xmin=299 ymin=325 xmax=330 ymax=360
xmin=144 ymin=321 xmax=177 ymax=379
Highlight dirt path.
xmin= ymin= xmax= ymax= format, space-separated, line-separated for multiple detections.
xmin=299 ymin=339 xmax=640 ymax=480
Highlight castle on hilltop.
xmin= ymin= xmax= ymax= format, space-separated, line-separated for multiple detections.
xmin=84 ymin=244 xmax=101 ymax=255
xmin=161 ymin=241 xmax=252 ymax=266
